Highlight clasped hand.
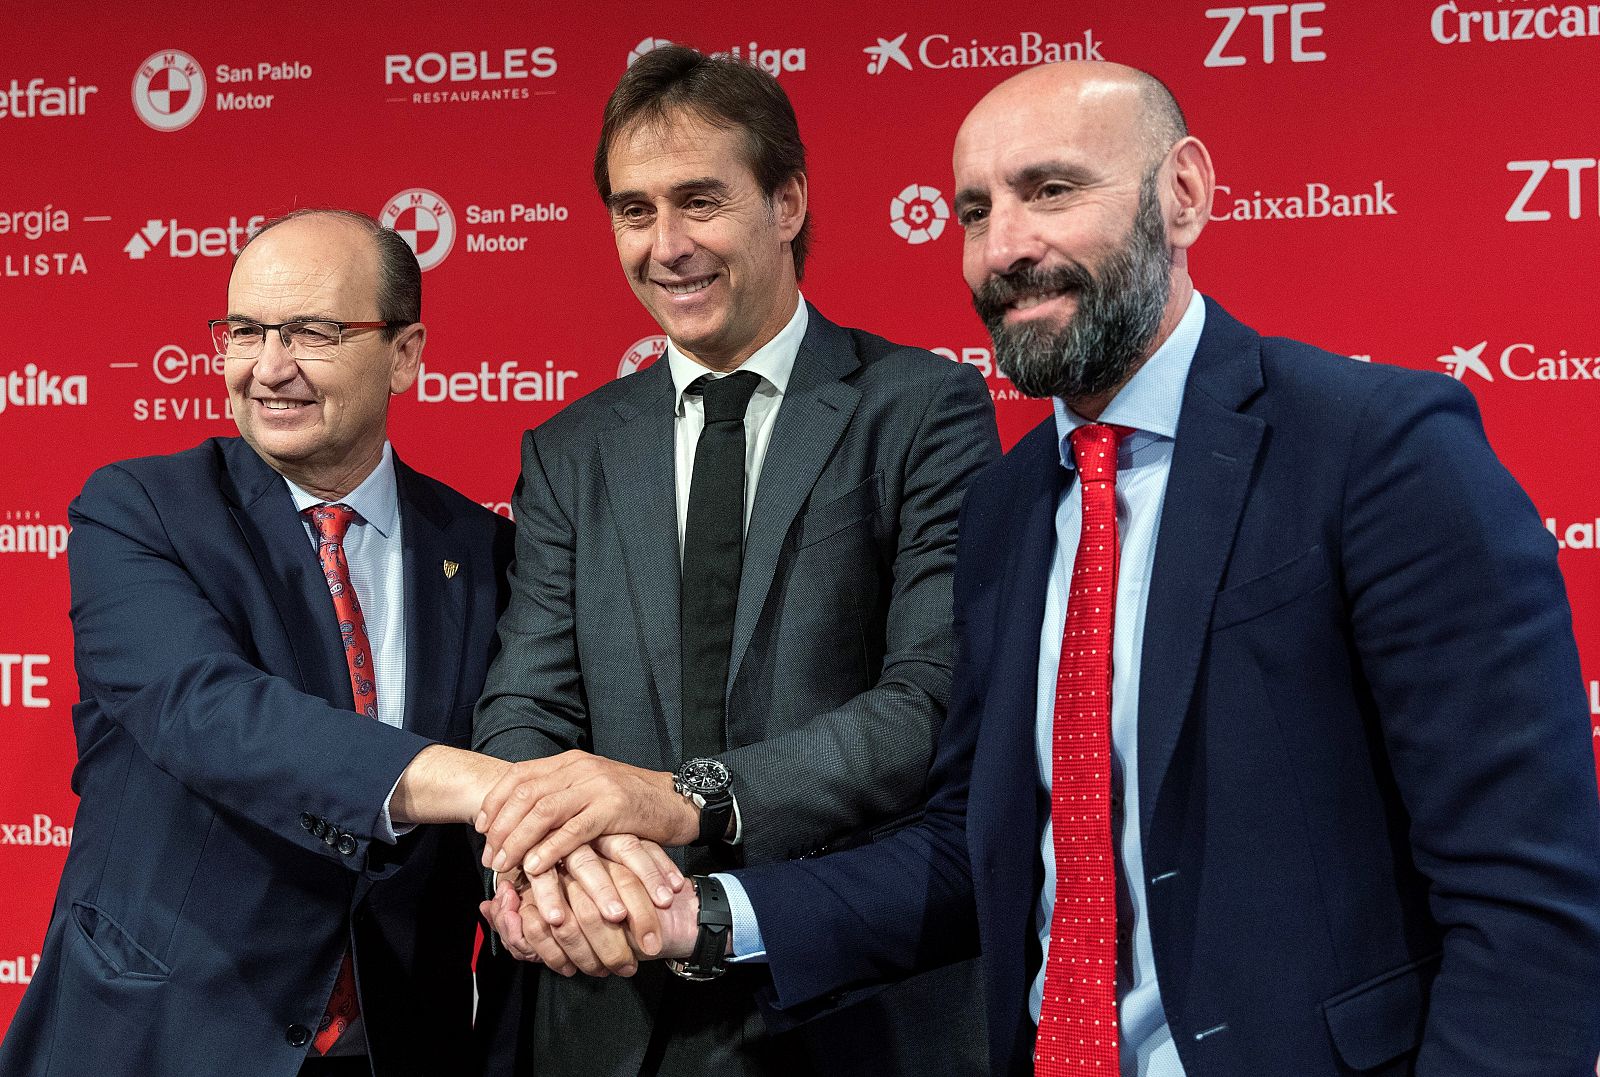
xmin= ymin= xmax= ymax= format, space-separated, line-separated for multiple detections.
xmin=473 ymin=751 xmax=704 ymax=975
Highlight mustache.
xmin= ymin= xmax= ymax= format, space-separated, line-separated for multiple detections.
xmin=971 ymin=262 xmax=1096 ymax=324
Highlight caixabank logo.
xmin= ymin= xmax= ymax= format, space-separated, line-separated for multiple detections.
xmin=0 ymin=814 xmax=72 ymax=849
xmin=1212 ymin=181 xmax=1396 ymax=221
xmin=132 ymin=50 xmax=205 ymax=131
xmin=1438 ymin=340 xmax=1599 ymax=383
xmin=863 ymin=29 xmax=1102 ymax=74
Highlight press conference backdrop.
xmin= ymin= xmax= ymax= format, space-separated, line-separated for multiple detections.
xmin=2 ymin=0 xmax=1597 ymax=1026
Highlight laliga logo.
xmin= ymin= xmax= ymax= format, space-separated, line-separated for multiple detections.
xmin=628 ymin=38 xmax=675 ymax=66
xmin=618 ymin=335 xmax=667 ymax=378
xmin=864 ymin=34 xmax=913 ymax=74
xmin=381 ymin=188 xmax=455 ymax=271
xmin=889 ymin=184 xmax=949 ymax=245
xmin=132 ymin=50 xmax=206 ymax=132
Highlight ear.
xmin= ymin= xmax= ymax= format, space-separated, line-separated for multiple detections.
xmin=1164 ymin=136 xmax=1214 ymax=251
xmin=771 ymin=171 xmax=808 ymax=244
xmin=388 ymin=322 xmax=426 ymax=395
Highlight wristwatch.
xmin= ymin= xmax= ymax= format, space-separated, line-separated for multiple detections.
xmin=666 ymin=875 xmax=732 ymax=981
xmin=673 ymin=757 xmax=735 ymax=847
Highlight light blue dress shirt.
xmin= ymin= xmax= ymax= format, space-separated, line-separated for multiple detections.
xmin=722 ymin=296 xmax=1205 ymax=1077
xmin=1033 ymin=292 xmax=1203 ymax=1077
xmin=284 ymin=441 xmax=409 ymax=844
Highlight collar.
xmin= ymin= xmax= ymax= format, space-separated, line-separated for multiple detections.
xmin=284 ymin=441 xmax=400 ymax=538
xmin=1053 ymin=290 xmax=1206 ymax=469
xmin=667 ymin=292 xmax=808 ymax=415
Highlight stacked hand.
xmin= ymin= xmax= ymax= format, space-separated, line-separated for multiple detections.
xmin=471 ymin=750 xmax=708 ymax=974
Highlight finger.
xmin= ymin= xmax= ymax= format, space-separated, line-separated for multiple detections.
xmin=595 ymin=834 xmax=683 ymax=908
xmin=563 ymin=844 xmax=628 ymax=923
xmin=493 ymin=786 xmax=598 ymax=873
xmin=565 ymin=875 xmax=638 ymax=976
xmin=523 ymin=803 xmax=617 ymax=875
xmin=526 ymin=867 xmax=570 ymax=927
xmin=606 ymin=859 xmax=662 ymax=957
xmin=491 ymin=884 xmax=539 ymax=964
xmin=520 ymin=901 xmax=578 ymax=975
xmin=546 ymin=887 xmax=611 ymax=977
xmin=481 ymin=776 xmax=552 ymax=869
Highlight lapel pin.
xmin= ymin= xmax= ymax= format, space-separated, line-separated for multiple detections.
xmin=443 ymin=560 xmax=459 ymax=579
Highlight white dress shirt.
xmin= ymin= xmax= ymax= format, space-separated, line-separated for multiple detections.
xmin=666 ymin=295 xmax=808 ymax=555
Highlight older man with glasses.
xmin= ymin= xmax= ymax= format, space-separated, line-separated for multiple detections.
xmin=0 ymin=208 xmax=587 ymax=1077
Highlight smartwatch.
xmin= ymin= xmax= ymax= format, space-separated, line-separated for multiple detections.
xmin=666 ymin=875 xmax=732 ymax=981
xmin=673 ymin=757 xmax=735 ymax=846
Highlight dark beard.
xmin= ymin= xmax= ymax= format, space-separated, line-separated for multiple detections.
xmin=972 ymin=173 xmax=1172 ymax=402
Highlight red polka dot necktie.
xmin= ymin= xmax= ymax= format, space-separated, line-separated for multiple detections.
xmin=1036 ymin=423 xmax=1128 ymax=1077
xmin=304 ymin=503 xmax=375 ymax=1054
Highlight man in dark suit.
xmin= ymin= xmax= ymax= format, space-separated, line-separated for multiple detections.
xmin=634 ymin=62 xmax=1600 ymax=1076
xmin=0 ymin=209 xmax=526 ymax=1077
xmin=471 ymin=45 xmax=998 ymax=1077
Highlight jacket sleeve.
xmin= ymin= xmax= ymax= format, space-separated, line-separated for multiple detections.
xmin=68 ymin=463 xmax=435 ymax=869
xmin=722 ymin=359 xmax=1000 ymax=863
xmin=1339 ymin=372 xmax=1600 ymax=1074
xmin=472 ymin=427 xmax=589 ymax=764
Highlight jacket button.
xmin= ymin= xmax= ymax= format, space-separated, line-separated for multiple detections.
xmin=312 ymin=819 xmax=328 ymax=838
xmin=322 ymin=828 xmax=339 ymax=847
xmin=300 ymin=812 xmax=315 ymax=832
xmin=286 ymin=1024 xmax=311 ymax=1047
xmin=338 ymin=833 xmax=357 ymax=856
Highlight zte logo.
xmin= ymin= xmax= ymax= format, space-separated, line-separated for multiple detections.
xmin=1205 ymin=4 xmax=1328 ymax=66
xmin=1506 ymin=158 xmax=1600 ymax=221
xmin=0 ymin=653 xmax=50 ymax=710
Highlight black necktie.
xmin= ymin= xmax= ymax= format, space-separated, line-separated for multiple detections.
xmin=680 ymin=370 xmax=760 ymax=761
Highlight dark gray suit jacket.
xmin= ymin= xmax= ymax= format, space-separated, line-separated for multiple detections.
xmin=473 ymin=305 xmax=1000 ymax=1075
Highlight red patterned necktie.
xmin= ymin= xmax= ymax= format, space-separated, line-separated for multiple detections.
xmin=1036 ymin=423 xmax=1127 ymax=1077
xmin=304 ymin=503 xmax=374 ymax=1054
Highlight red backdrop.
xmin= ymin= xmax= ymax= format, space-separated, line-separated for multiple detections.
xmin=2 ymin=0 xmax=1596 ymax=1026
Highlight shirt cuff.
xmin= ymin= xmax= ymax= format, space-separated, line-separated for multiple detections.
xmin=711 ymin=872 xmax=767 ymax=963
xmin=375 ymin=775 xmax=416 ymax=845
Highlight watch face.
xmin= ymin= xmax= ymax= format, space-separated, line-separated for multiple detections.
xmin=679 ymin=757 xmax=731 ymax=795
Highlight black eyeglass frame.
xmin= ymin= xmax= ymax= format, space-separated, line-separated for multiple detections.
xmin=207 ymin=318 xmax=412 ymax=360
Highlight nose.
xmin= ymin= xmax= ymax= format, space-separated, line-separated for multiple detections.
xmin=251 ymin=330 xmax=300 ymax=389
xmin=976 ymin=199 xmax=1044 ymax=279
xmin=652 ymin=209 xmax=695 ymax=269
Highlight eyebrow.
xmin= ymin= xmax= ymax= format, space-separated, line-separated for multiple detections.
xmin=955 ymin=159 xmax=1102 ymax=214
xmin=223 ymin=312 xmax=343 ymax=324
xmin=606 ymin=177 xmax=731 ymax=211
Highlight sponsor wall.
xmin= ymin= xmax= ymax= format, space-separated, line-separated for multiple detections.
xmin=2 ymin=0 xmax=1596 ymax=1032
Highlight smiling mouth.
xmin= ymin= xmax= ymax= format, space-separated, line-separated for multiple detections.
xmin=256 ymin=398 xmax=313 ymax=411
xmin=657 ymin=277 xmax=714 ymax=296
xmin=1010 ymin=289 xmax=1070 ymax=312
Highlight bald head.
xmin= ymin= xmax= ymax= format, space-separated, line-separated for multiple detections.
xmin=952 ymin=61 xmax=1214 ymax=415
xmin=959 ymin=62 xmax=1187 ymax=176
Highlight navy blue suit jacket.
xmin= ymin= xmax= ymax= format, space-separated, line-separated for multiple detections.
xmin=0 ymin=437 xmax=512 ymax=1077
xmin=738 ymin=300 xmax=1600 ymax=1076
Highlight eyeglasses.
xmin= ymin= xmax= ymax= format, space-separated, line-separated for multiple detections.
xmin=207 ymin=318 xmax=409 ymax=361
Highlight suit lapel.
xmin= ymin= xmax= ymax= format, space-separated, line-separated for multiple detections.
xmin=1137 ymin=300 xmax=1267 ymax=840
xmin=597 ymin=359 xmax=687 ymax=757
xmin=727 ymin=308 xmax=860 ymax=691
xmin=221 ymin=438 xmax=350 ymax=707
xmin=395 ymin=458 xmax=465 ymax=740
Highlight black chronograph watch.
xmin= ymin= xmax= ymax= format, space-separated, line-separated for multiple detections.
xmin=673 ymin=757 xmax=735 ymax=846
